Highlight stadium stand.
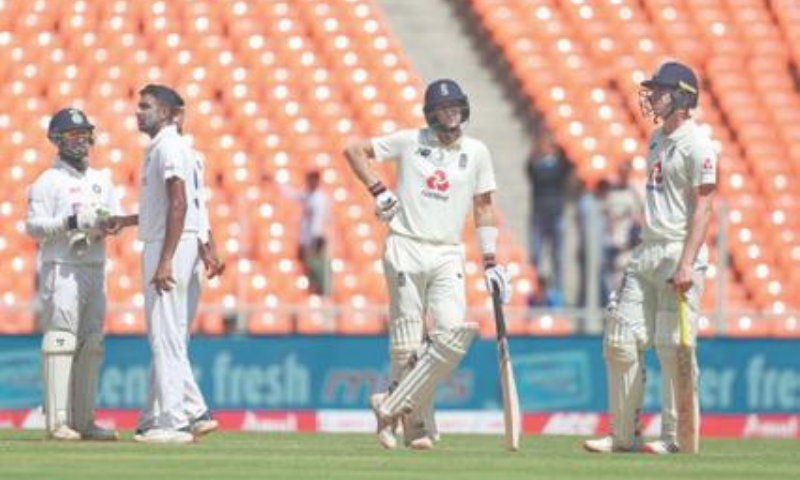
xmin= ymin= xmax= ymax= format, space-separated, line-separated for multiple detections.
xmin=466 ymin=0 xmax=800 ymax=336
xmin=0 ymin=0 xmax=539 ymax=337
xmin=2 ymin=0 xmax=798 ymax=337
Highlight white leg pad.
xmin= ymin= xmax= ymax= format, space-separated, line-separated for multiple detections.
xmin=604 ymin=341 xmax=644 ymax=450
xmin=42 ymin=331 xmax=77 ymax=433
xmin=71 ymin=333 xmax=104 ymax=433
xmin=656 ymin=346 xmax=679 ymax=444
xmin=380 ymin=324 xmax=478 ymax=418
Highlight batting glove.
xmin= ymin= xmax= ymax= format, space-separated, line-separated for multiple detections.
xmin=74 ymin=205 xmax=100 ymax=231
xmin=372 ymin=187 xmax=399 ymax=223
xmin=485 ymin=264 xmax=512 ymax=304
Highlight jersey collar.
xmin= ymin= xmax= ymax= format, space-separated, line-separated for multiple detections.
xmin=54 ymin=157 xmax=87 ymax=177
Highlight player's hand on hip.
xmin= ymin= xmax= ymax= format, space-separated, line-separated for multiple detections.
xmin=670 ymin=263 xmax=693 ymax=294
xmin=373 ymin=189 xmax=399 ymax=222
xmin=151 ymin=263 xmax=177 ymax=295
xmin=485 ymin=264 xmax=512 ymax=304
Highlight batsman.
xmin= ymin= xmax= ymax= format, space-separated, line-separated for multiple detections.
xmin=584 ymin=61 xmax=717 ymax=454
xmin=25 ymin=108 xmax=121 ymax=441
xmin=344 ymin=79 xmax=511 ymax=450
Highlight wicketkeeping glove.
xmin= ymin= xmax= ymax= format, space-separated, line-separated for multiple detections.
xmin=485 ymin=264 xmax=512 ymax=304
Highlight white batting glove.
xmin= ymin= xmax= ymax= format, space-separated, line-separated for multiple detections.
xmin=374 ymin=189 xmax=399 ymax=223
xmin=485 ymin=264 xmax=512 ymax=304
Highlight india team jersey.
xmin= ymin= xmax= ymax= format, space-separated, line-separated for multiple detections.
xmin=26 ymin=159 xmax=121 ymax=264
xmin=372 ymin=128 xmax=496 ymax=245
xmin=643 ymin=120 xmax=717 ymax=242
xmin=139 ymin=125 xmax=204 ymax=242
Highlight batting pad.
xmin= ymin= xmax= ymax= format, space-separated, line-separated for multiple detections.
xmin=604 ymin=342 xmax=644 ymax=450
xmin=380 ymin=324 xmax=478 ymax=418
xmin=71 ymin=333 xmax=104 ymax=432
xmin=42 ymin=331 xmax=77 ymax=432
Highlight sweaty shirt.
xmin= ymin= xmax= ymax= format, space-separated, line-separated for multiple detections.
xmin=138 ymin=125 xmax=204 ymax=242
xmin=643 ymin=119 xmax=717 ymax=243
xmin=26 ymin=159 xmax=121 ymax=264
xmin=371 ymin=128 xmax=496 ymax=245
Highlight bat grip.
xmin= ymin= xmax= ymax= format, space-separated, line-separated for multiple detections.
xmin=492 ymin=280 xmax=507 ymax=340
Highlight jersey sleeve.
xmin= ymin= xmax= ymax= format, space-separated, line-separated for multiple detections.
xmin=25 ymin=175 xmax=66 ymax=239
xmin=370 ymin=130 xmax=411 ymax=163
xmin=474 ymin=142 xmax=497 ymax=195
xmin=687 ymin=137 xmax=717 ymax=187
xmin=158 ymin=141 xmax=189 ymax=182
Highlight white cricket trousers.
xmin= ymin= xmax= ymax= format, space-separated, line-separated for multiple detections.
xmin=39 ymin=262 xmax=106 ymax=336
xmin=140 ymin=236 xmax=206 ymax=430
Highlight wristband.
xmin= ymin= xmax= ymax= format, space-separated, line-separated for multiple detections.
xmin=368 ymin=181 xmax=387 ymax=197
xmin=477 ymin=226 xmax=498 ymax=256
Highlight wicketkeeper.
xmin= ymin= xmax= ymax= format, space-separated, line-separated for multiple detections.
xmin=26 ymin=108 xmax=121 ymax=441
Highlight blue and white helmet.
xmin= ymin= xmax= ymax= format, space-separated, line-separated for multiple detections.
xmin=423 ymin=79 xmax=470 ymax=131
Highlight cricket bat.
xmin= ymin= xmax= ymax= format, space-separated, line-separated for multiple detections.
xmin=676 ymin=293 xmax=700 ymax=454
xmin=491 ymin=282 xmax=521 ymax=451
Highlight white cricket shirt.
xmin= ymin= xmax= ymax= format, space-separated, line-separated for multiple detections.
xmin=26 ymin=159 xmax=121 ymax=264
xmin=642 ymin=119 xmax=718 ymax=243
xmin=138 ymin=125 xmax=204 ymax=242
xmin=372 ymin=128 xmax=496 ymax=245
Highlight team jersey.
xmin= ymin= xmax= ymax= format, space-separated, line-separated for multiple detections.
xmin=26 ymin=159 xmax=121 ymax=264
xmin=372 ymin=128 xmax=496 ymax=245
xmin=138 ymin=125 xmax=204 ymax=242
xmin=642 ymin=119 xmax=717 ymax=243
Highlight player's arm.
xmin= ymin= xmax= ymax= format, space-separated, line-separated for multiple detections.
xmin=344 ymin=139 xmax=398 ymax=222
xmin=672 ymin=184 xmax=715 ymax=292
xmin=474 ymin=191 xmax=511 ymax=303
xmin=152 ymin=177 xmax=187 ymax=293
xmin=26 ymin=181 xmax=99 ymax=239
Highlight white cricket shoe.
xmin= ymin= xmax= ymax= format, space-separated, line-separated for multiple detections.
xmin=190 ymin=411 xmax=219 ymax=438
xmin=369 ymin=393 xmax=398 ymax=449
xmin=641 ymin=440 xmax=680 ymax=455
xmin=47 ymin=425 xmax=81 ymax=441
xmin=133 ymin=428 xmax=194 ymax=444
xmin=583 ymin=435 xmax=642 ymax=453
xmin=80 ymin=424 xmax=119 ymax=441
xmin=408 ymin=436 xmax=434 ymax=450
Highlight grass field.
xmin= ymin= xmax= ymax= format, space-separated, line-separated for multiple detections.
xmin=0 ymin=431 xmax=798 ymax=480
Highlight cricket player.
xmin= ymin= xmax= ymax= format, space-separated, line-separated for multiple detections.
xmin=344 ymin=79 xmax=511 ymax=450
xmin=583 ymin=61 xmax=717 ymax=454
xmin=26 ymin=108 xmax=120 ymax=441
xmin=121 ymin=84 xmax=215 ymax=444
xmin=108 ymin=98 xmax=223 ymax=441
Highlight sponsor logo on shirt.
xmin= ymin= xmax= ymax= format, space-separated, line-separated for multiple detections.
xmin=702 ymin=157 xmax=713 ymax=170
xmin=416 ymin=147 xmax=431 ymax=158
xmin=422 ymin=170 xmax=450 ymax=201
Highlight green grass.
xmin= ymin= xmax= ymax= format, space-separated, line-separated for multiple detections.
xmin=0 ymin=431 xmax=798 ymax=480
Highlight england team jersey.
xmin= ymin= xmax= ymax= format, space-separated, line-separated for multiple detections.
xmin=643 ymin=120 xmax=717 ymax=243
xmin=26 ymin=159 xmax=121 ymax=264
xmin=372 ymin=128 xmax=496 ymax=245
xmin=138 ymin=125 xmax=204 ymax=242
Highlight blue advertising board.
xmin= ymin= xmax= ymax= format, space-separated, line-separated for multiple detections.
xmin=0 ymin=335 xmax=798 ymax=413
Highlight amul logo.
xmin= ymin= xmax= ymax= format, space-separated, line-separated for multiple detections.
xmin=425 ymin=170 xmax=449 ymax=192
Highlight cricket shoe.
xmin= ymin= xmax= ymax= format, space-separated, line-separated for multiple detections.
xmin=641 ymin=440 xmax=680 ymax=455
xmin=47 ymin=425 xmax=81 ymax=441
xmin=190 ymin=411 xmax=219 ymax=438
xmin=133 ymin=428 xmax=195 ymax=444
xmin=583 ymin=435 xmax=642 ymax=453
xmin=369 ymin=393 xmax=398 ymax=449
xmin=79 ymin=424 xmax=119 ymax=441
xmin=408 ymin=436 xmax=434 ymax=450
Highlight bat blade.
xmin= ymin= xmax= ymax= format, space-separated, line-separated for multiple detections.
xmin=676 ymin=294 xmax=699 ymax=454
xmin=492 ymin=284 xmax=521 ymax=451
